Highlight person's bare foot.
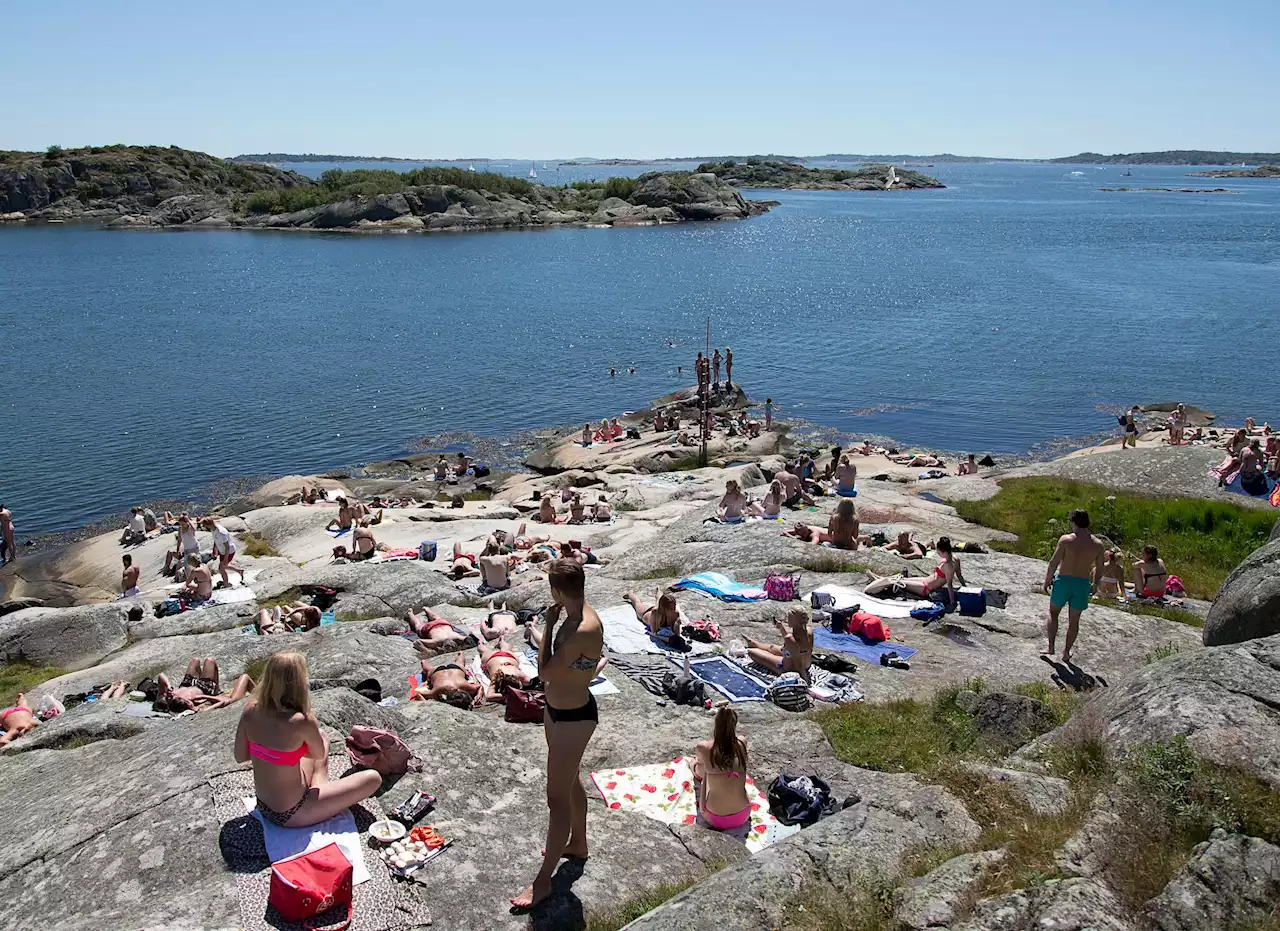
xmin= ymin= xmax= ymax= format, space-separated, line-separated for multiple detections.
xmin=510 ymin=879 xmax=551 ymax=910
xmin=1061 ymin=652 xmax=1072 ymax=665
xmin=1040 ymin=647 xmax=1054 ymax=656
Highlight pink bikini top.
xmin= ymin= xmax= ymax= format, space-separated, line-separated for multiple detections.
xmin=249 ymin=740 xmax=309 ymax=766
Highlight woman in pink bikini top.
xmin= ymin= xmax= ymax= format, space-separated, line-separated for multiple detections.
xmin=694 ymin=707 xmax=750 ymax=831
xmin=234 ymin=651 xmax=382 ymax=828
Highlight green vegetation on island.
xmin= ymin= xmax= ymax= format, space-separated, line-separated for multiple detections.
xmin=1188 ymin=164 xmax=1280 ymax=178
xmin=950 ymin=476 xmax=1276 ymax=599
xmin=697 ymin=158 xmax=944 ymax=190
xmin=1055 ymin=149 xmax=1280 ymax=165
xmin=242 ymin=166 xmax=536 ymax=214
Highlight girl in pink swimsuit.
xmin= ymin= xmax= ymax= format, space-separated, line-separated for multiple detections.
xmin=234 ymin=652 xmax=382 ymax=827
xmin=694 ymin=707 xmax=751 ymax=830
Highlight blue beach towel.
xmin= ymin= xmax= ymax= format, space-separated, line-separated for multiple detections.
xmin=1223 ymin=471 xmax=1279 ymax=505
xmin=320 ymin=610 xmax=337 ymax=626
xmin=813 ymin=626 xmax=918 ymax=664
xmin=328 ymin=527 xmax=351 ymax=537
xmin=671 ymin=571 xmax=768 ymax=603
xmin=677 ymin=655 xmax=769 ymax=702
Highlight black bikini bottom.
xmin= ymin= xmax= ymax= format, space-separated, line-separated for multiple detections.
xmin=547 ymin=694 xmax=598 ymax=723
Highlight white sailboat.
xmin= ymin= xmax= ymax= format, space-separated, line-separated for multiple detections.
xmin=468 ymin=165 xmax=477 ymax=173
xmin=528 ymin=163 xmax=538 ymax=179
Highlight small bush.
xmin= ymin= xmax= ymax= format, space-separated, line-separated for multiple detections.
xmin=584 ymin=868 xmax=719 ymax=931
xmin=45 ymin=144 xmax=64 ymax=159
xmin=797 ymin=552 xmax=866 ymax=574
xmin=1143 ymin=642 xmax=1182 ymax=664
xmin=635 ymin=566 xmax=682 ymax=580
xmin=778 ymin=876 xmax=897 ymax=931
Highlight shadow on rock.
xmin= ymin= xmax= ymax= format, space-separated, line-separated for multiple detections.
xmin=1040 ymin=655 xmax=1109 ymax=692
xmin=522 ymin=858 xmax=588 ymax=931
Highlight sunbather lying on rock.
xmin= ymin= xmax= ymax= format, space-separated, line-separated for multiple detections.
xmin=882 ymin=531 xmax=926 ymax=560
xmin=413 ymin=653 xmax=480 ymax=708
xmin=444 ymin=542 xmax=481 ymax=580
xmin=892 ymin=453 xmax=943 ymax=468
xmin=782 ymin=499 xmax=868 ymax=550
xmin=257 ymin=603 xmax=322 ymax=634
xmin=693 ymin=706 xmax=750 ymax=831
xmin=865 ymin=536 xmax=962 ymax=601
xmin=157 ymin=657 xmax=254 ymax=712
xmin=479 ymin=609 xmax=520 ymax=641
xmin=561 ymin=540 xmax=605 ymax=568
xmin=624 ymin=589 xmax=682 ymax=638
xmin=0 ymin=695 xmax=39 ymax=748
xmin=746 ymin=609 xmax=812 ymax=681
xmin=404 ymin=606 xmax=467 ymax=652
xmin=477 ymin=637 xmax=532 ymax=704
xmin=236 ymin=652 xmax=381 ymax=828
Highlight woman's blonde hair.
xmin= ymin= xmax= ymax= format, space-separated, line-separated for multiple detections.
xmin=257 ymin=651 xmax=310 ymax=716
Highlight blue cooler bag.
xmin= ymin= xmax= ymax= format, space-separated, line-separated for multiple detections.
xmin=957 ymin=586 xmax=987 ymax=617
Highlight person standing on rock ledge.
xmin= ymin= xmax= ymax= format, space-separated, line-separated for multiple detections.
xmin=512 ymin=560 xmax=603 ymax=911
xmin=712 ymin=348 xmax=722 ymax=388
xmin=1042 ymin=510 xmax=1106 ymax=664
xmin=0 ymin=503 xmax=13 ymax=566
xmin=725 ymin=347 xmax=733 ymax=388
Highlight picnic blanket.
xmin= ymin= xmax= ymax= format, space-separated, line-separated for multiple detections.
xmin=589 ymin=758 xmax=799 ymax=855
xmin=241 ymin=800 xmax=371 ymax=885
xmin=598 ymin=605 xmax=717 ymax=656
xmin=605 ymin=655 xmax=669 ymax=697
xmin=808 ymin=666 xmax=864 ymax=704
xmin=676 ymin=654 xmax=769 ymax=702
xmin=212 ymin=763 xmax=429 ymax=931
xmin=1223 ymin=471 xmax=1280 ymax=505
xmin=672 ymin=572 xmax=768 ymax=603
xmin=809 ymin=583 xmax=932 ymax=619
xmin=813 ymin=626 xmax=917 ymax=664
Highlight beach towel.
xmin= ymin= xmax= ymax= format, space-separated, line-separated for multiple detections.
xmin=597 ymin=605 xmax=717 ymax=656
xmin=320 ymin=610 xmax=337 ymax=627
xmin=672 ymin=572 xmax=768 ymax=603
xmin=242 ymin=800 xmax=371 ymax=885
xmin=372 ymin=548 xmax=419 ymax=562
xmin=808 ymin=583 xmax=933 ymax=619
xmin=1224 ymin=471 xmax=1279 ymax=505
xmin=808 ymin=666 xmax=864 ymax=704
xmin=589 ymin=758 xmax=800 ymax=855
xmin=208 ymin=586 xmax=256 ymax=607
xmin=676 ymin=655 xmax=770 ymax=702
xmin=468 ymin=652 xmax=539 ymax=696
xmin=605 ymin=655 xmax=669 ymax=697
xmin=813 ymin=626 xmax=918 ymax=664
xmin=327 ymin=527 xmax=351 ymax=537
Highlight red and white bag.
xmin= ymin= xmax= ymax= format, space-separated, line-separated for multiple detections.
xmin=268 ymin=842 xmax=353 ymax=929
xmin=764 ymin=572 xmax=799 ymax=601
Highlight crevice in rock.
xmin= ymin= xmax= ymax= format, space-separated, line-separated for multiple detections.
xmin=664 ymin=824 xmax=708 ymax=865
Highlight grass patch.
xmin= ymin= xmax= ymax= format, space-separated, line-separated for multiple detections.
xmin=0 ymin=662 xmax=67 ymax=707
xmin=778 ymin=877 xmax=897 ymax=931
xmin=1119 ymin=601 xmax=1204 ymax=627
xmin=584 ymin=868 xmax=720 ymax=931
xmin=244 ymin=657 xmax=270 ymax=684
xmin=796 ymin=553 xmax=866 ymax=574
xmin=1009 ymin=681 xmax=1083 ymax=726
xmin=335 ymin=610 xmax=381 ymax=622
xmin=257 ymin=587 xmax=304 ymax=610
xmin=241 ymin=531 xmax=281 ymax=558
xmin=950 ymin=476 xmax=1275 ymax=599
xmin=1101 ymin=737 xmax=1280 ymax=909
xmin=1143 ymin=642 xmax=1182 ymax=664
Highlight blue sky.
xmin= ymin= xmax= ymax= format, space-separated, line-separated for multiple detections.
xmin=4 ymin=0 xmax=1278 ymax=159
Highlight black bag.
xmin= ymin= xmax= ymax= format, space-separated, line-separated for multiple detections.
xmin=829 ymin=606 xmax=857 ymax=634
xmin=767 ymin=772 xmax=839 ymax=827
xmin=515 ymin=608 xmax=544 ymax=626
xmin=136 ymin=676 xmax=161 ymax=703
xmin=474 ymin=465 xmax=491 ymax=478
xmin=812 ymin=652 xmax=858 ymax=675
xmin=353 ymin=678 xmax=383 ymax=704
xmin=450 ymin=494 xmax=465 ymax=509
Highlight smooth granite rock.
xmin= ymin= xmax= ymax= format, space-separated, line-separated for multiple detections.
xmin=895 ymin=849 xmax=1007 ymax=930
xmin=1147 ymin=831 xmax=1280 ymax=931
xmin=1203 ymin=538 xmax=1280 ymax=646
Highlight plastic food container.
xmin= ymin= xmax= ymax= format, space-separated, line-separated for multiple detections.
xmin=369 ymin=819 xmax=407 ymax=844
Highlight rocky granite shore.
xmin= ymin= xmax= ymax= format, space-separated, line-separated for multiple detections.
xmin=697 ymin=158 xmax=945 ymax=190
xmin=1188 ymin=164 xmax=1280 ymax=179
xmin=0 ymin=145 xmax=771 ymax=232
xmin=0 ymin=388 xmax=1276 ymax=931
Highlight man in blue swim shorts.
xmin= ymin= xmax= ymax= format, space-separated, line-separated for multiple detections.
xmin=1042 ymin=509 xmax=1107 ymax=664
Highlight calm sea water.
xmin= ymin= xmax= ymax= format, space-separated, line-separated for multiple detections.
xmin=2 ymin=162 xmax=1277 ymax=537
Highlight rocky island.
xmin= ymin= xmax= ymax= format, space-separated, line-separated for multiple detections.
xmin=697 ymin=158 xmax=945 ymax=190
xmin=1188 ymin=163 xmax=1280 ymax=179
xmin=0 ymin=384 xmax=1276 ymax=931
xmin=0 ymin=145 xmax=772 ymax=232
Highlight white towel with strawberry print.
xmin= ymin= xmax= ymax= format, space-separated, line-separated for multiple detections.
xmin=589 ymin=756 xmax=800 ymax=854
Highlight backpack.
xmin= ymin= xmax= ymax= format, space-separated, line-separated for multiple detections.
xmin=910 ymin=603 xmax=946 ymax=624
xmin=1166 ymin=575 xmax=1185 ymax=595
xmin=353 ymin=679 xmax=382 ymax=704
xmin=765 ymin=572 xmax=799 ymax=602
xmin=662 ymin=672 xmax=708 ymax=707
xmin=1117 ymin=413 xmax=1129 ymax=426
xmin=810 ymin=590 xmax=834 ymax=610
xmin=766 ymin=672 xmax=811 ymax=712
xmin=504 ymin=688 xmax=547 ymax=723
xmin=767 ymin=771 xmax=838 ymax=826
xmin=829 ymin=606 xmax=859 ymax=634
xmin=268 ymin=842 xmax=353 ymax=929
xmin=682 ymin=619 xmax=721 ymax=643
xmin=474 ymin=464 xmax=491 ymax=477
xmin=450 ymin=494 xmax=465 ymax=509
xmin=812 ymin=652 xmax=858 ymax=675
xmin=344 ymin=726 xmax=417 ymax=776
xmin=155 ymin=598 xmax=186 ymax=618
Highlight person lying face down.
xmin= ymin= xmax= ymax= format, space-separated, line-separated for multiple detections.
xmin=745 ymin=609 xmax=813 ymax=682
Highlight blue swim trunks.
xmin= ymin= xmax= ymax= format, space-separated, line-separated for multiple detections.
xmin=837 ymin=486 xmax=858 ymax=498
xmin=1050 ymin=575 xmax=1091 ymax=612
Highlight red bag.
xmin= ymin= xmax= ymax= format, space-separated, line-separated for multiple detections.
xmin=764 ymin=572 xmax=799 ymax=601
xmin=268 ymin=843 xmax=353 ymax=929
xmin=857 ymin=612 xmax=889 ymax=642
xmin=504 ymin=688 xmax=547 ymax=723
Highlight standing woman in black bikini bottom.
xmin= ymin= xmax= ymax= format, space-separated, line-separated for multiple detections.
xmin=511 ymin=559 xmax=604 ymax=910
